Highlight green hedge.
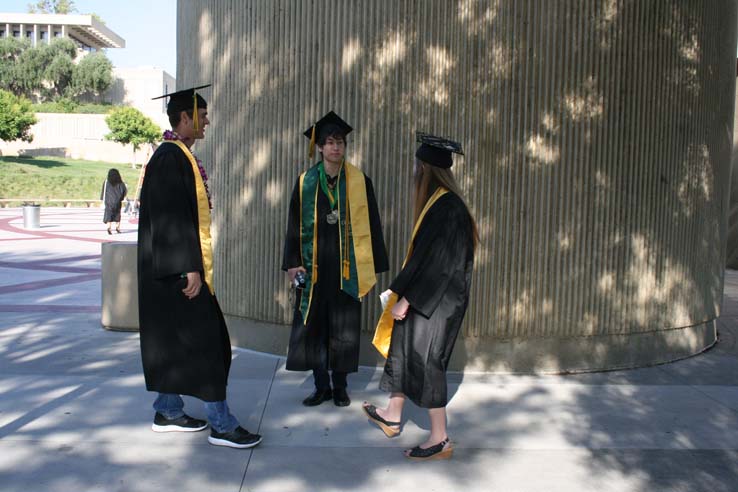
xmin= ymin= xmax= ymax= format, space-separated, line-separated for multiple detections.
xmin=32 ymin=100 xmax=115 ymax=114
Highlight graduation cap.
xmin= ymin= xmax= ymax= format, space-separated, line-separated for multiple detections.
xmin=303 ymin=111 xmax=353 ymax=159
xmin=152 ymin=84 xmax=211 ymax=131
xmin=415 ymin=131 xmax=464 ymax=169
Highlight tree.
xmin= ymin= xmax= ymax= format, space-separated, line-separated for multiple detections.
xmin=13 ymin=44 xmax=47 ymax=97
xmin=71 ymin=52 xmax=113 ymax=97
xmin=105 ymin=107 xmax=161 ymax=167
xmin=27 ymin=0 xmax=77 ymax=14
xmin=0 ymin=38 xmax=107 ymax=102
xmin=0 ymin=90 xmax=37 ymax=142
xmin=41 ymin=39 xmax=76 ymax=98
xmin=0 ymin=38 xmax=29 ymax=96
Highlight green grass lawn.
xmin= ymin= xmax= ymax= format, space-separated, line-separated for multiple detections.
xmin=0 ymin=156 xmax=141 ymax=206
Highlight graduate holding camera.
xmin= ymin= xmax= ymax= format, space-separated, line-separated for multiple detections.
xmin=282 ymin=111 xmax=389 ymax=407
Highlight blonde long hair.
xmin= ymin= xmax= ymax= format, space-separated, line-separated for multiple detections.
xmin=413 ymin=159 xmax=480 ymax=248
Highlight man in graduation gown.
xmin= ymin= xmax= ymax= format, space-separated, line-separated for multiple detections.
xmin=137 ymin=85 xmax=261 ymax=449
xmin=363 ymin=133 xmax=477 ymax=461
xmin=282 ymin=111 xmax=389 ymax=407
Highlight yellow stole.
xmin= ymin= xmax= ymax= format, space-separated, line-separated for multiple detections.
xmin=167 ymin=140 xmax=215 ymax=295
xmin=372 ymin=187 xmax=448 ymax=358
xmin=344 ymin=162 xmax=376 ymax=297
xmin=298 ymin=161 xmax=376 ymax=324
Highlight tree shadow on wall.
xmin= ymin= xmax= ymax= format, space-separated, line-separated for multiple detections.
xmin=183 ymin=0 xmax=738 ymax=490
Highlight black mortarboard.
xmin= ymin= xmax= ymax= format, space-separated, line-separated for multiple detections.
xmin=303 ymin=111 xmax=353 ymax=159
xmin=152 ymin=84 xmax=210 ymax=130
xmin=415 ymin=131 xmax=464 ymax=169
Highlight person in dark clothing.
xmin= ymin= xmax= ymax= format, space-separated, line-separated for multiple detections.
xmin=282 ymin=111 xmax=389 ymax=408
xmin=363 ymin=132 xmax=478 ymax=461
xmin=137 ymin=85 xmax=261 ymax=449
xmin=101 ymin=169 xmax=127 ymax=234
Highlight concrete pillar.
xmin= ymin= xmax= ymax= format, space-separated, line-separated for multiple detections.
xmin=101 ymin=242 xmax=139 ymax=331
xmin=178 ymin=0 xmax=738 ymax=373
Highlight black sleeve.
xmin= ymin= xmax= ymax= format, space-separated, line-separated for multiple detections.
xmin=146 ymin=151 xmax=203 ymax=279
xmin=100 ymin=181 xmax=106 ymax=201
xmin=365 ymin=176 xmax=389 ymax=273
xmin=281 ymin=178 xmax=303 ymax=271
xmin=389 ymin=194 xmax=471 ymax=318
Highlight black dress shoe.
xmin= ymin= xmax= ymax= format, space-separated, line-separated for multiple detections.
xmin=302 ymin=388 xmax=333 ymax=406
xmin=333 ymin=387 xmax=350 ymax=407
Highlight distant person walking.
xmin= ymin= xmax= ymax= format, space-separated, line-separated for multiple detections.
xmin=101 ymin=168 xmax=127 ymax=234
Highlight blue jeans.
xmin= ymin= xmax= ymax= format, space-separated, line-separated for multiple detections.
xmin=153 ymin=393 xmax=240 ymax=433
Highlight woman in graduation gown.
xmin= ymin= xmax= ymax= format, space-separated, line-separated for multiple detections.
xmin=363 ymin=132 xmax=478 ymax=461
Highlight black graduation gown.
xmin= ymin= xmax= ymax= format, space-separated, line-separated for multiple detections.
xmin=282 ymin=172 xmax=389 ymax=373
xmin=379 ymin=192 xmax=475 ymax=408
xmin=101 ymin=181 xmax=127 ymax=223
xmin=137 ymin=144 xmax=232 ymax=402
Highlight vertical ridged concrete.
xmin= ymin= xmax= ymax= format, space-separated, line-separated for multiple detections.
xmin=178 ymin=0 xmax=737 ymax=372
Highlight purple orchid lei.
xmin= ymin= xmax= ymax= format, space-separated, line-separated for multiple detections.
xmin=162 ymin=130 xmax=212 ymax=209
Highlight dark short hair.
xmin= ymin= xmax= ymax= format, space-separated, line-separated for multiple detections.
xmin=317 ymin=124 xmax=347 ymax=146
xmin=168 ymin=108 xmax=195 ymax=129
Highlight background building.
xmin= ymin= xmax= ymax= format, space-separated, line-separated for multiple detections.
xmin=104 ymin=67 xmax=176 ymax=129
xmin=0 ymin=12 xmax=174 ymax=162
xmin=180 ymin=1 xmax=736 ymax=373
xmin=0 ymin=12 xmax=124 ymax=52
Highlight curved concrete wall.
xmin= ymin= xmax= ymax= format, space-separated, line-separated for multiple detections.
xmin=177 ymin=0 xmax=737 ymax=372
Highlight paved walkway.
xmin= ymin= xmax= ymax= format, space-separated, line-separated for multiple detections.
xmin=1 ymin=207 xmax=738 ymax=492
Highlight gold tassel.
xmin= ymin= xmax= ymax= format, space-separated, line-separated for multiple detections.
xmin=193 ymin=92 xmax=199 ymax=132
xmin=343 ymin=258 xmax=350 ymax=279
xmin=308 ymin=125 xmax=316 ymax=159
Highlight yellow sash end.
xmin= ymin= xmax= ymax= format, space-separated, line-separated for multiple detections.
xmin=372 ymin=292 xmax=399 ymax=358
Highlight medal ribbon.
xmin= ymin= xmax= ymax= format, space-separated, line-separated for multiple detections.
xmin=317 ymin=162 xmax=340 ymax=210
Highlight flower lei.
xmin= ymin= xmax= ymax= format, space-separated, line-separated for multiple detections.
xmin=162 ymin=130 xmax=212 ymax=209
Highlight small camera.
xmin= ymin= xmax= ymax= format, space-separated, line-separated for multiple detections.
xmin=294 ymin=271 xmax=306 ymax=289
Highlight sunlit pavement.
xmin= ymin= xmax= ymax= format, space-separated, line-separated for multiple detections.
xmin=1 ymin=207 xmax=738 ymax=492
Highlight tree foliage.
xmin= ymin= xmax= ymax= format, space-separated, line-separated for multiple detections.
xmin=105 ymin=106 xmax=161 ymax=152
xmin=72 ymin=52 xmax=113 ymax=96
xmin=0 ymin=38 xmax=113 ymax=101
xmin=27 ymin=0 xmax=77 ymax=14
xmin=0 ymin=90 xmax=37 ymax=142
xmin=0 ymin=38 xmax=29 ymax=95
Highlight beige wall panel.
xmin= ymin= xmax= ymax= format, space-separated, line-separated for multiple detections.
xmin=178 ymin=0 xmax=738 ymax=372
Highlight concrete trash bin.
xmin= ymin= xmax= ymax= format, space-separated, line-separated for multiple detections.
xmin=101 ymin=241 xmax=140 ymax=331
xmin=22 ymin=204 xmax=40 ymax=229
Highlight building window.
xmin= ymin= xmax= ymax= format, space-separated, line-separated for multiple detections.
xmin=40 ymin=31 xmax=47 ymax=40
xmin=54 ymin=31 xmax=61 ymax=38
xmin=0 ymin=30 xmax=4 ymax=37
xmin=26 ymin=30 xmax=32 ymax=38
xmin=13 ymin=30 xmax=20 ymax=37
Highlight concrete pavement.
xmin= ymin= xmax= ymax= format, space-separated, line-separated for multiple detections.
xmin=1 ymin=207 xmax=738 ymax=491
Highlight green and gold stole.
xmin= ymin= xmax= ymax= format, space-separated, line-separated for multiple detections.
xmin=165 ymin=140 xmax=215 ymax=295
xmin=372 ymin=187 xmax=449 ymax=357
xmin=298 ymin=161 xmax=376 ymax=324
